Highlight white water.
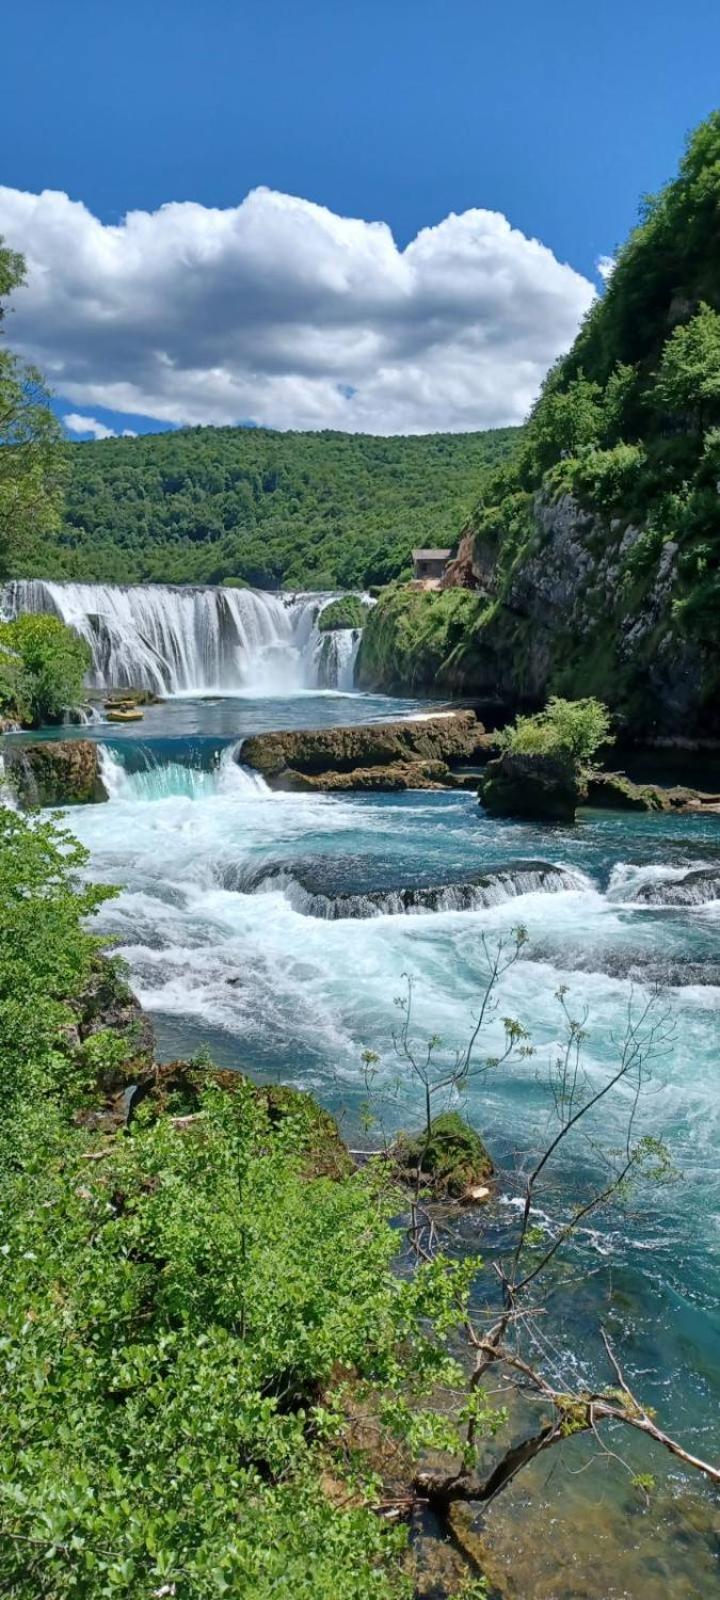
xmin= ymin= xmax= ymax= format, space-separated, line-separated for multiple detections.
xmin=2 ymin=580 xmax=363 ymax=696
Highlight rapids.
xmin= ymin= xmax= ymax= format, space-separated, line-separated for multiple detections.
xmin=51 ymin=712 xmax=720 ymax=1597
xmin=2 ymin=557 xmax=718 ymax=1597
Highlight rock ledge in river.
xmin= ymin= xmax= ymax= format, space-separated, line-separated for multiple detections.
xmin=240 ymin=711 xmax=486 ymax=791
xmin=4 ymin=740 xmax=108 ymax=807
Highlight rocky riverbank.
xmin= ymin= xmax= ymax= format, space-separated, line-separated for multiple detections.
xmin=3 ymin=739 xmax=108 ymax=807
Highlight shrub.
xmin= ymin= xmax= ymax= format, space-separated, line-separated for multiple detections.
xmin=499 ymin=696 xmax=613 ymax=769
xmin=0 ymin=612 xmax=90 ymax=725
xmin=317 ymin=594 xmax=370 ymax=632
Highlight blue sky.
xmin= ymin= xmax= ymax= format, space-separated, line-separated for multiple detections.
xmin=2 ymin=0 xmax=719 ymax=438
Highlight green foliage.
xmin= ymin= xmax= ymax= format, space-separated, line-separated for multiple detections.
xmin=0 ymin=811 xmax=491 ymax=1598
xmin=357 ymin=584 xmax=489 ymax=693
xmin=317 ymin=594 xmax=370 ymax=632
xmin=654 ymin=302 xmax=720 ymax=431
xmin=0 ymin=808 xmax=113 ymax=1126
xmin=0 ymin=240 xmax=65 ymax=578
xmin=35 ymin=426 xmax=518 ymax=589
xmin=0 ymin=612 xmax=91 ymax=725
xmin=499 ymin=697 xmax=613 ymax=768
xmin=445 ymin=113 xmax=720 ymax=731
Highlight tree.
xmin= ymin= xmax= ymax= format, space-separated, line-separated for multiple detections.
xmin=0 ymin=612 xmax=91 ymax=725
xmin=498 ymin=695 xmax=613 ymax=767
xmin=0 ymin=240 xmax=65 ymax=577
xmin=655 ymin=302 xmax=720 ymax=434
xmin=361 ymin=966 xmax=720 ymax=1518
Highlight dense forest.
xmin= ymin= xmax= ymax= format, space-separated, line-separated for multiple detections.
xmin=31 ymin=427 xmax=517 ymax=590
xmin=360 ymin=112 xmax=720 ymax=738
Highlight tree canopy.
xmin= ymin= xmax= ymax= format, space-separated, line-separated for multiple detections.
xmin=30 ymin=424 xmax=517 ymax=590
xmin=0 ymin=241 xmax=65 ymax=578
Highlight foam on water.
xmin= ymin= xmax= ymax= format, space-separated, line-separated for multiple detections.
xmin=40 ymin=710 xmax=720 ymax=1589
xmin=2 ymin=579 xmax=365 ymax=696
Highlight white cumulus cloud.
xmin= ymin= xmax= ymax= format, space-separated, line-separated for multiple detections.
xmin=596 ymin=254 xmax=616 ymax=284
xmin=63 ymin=412 xmax=116 ymax=440
xmin=1 ymin=186 xmax=595 ymax=435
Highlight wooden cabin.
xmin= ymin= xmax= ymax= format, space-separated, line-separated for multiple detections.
xmin=411 ymin=548 xmax=451 ymax=587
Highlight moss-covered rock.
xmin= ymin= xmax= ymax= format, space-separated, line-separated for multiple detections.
xmin=317 ymin=595 xmax=370 ymax=632
xmin=4 ymin=739 xmax=108 ymax=807
xmin=394 ymin=1112 xmax=493 ymax=1199
xmin=88 ymin=1056 xmax=354 ymax=1179
xmin=584 ymin=771 xmax=710 ymax=811
xmin=480 ymin=750 xmax=582 ymax=822
xmin=241 ymin=711 xmax=485 ymax=790
xmin=356 ymin=585 xmax=492 ymax=694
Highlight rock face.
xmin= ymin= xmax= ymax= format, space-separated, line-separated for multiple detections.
xmin=359 ymin=489 xmax=720 ymax=741
xmin=4 ymin=739 xmax=108 ymax=807
xmin=480 ymin=750 xmax=581 ymax=822
xmin=240 ymin=711 xmax=487 ymax=791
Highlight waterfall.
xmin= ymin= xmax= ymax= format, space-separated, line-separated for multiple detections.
xmin=2 ymin=580 xmax=365 ymax=696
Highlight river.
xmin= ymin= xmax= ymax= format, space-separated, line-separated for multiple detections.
xmin=4 ymin=581 xmax=720 ymax=1597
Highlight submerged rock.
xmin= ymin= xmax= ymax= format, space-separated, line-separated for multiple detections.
xmin=480 ymin=750 xmax=581 ymax=822
xmin=4 ymin=739 xmax=108 ymax=807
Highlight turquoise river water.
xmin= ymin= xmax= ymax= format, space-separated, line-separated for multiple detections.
xmin=13 ymin=688 xmax=720 ymax=1599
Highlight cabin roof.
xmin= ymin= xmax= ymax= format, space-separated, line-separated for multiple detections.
xmin=412 ymin=548 xmax=451 ymax=562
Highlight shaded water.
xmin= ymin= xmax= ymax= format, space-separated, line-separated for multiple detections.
xmin=14 ymin=689 xmax=720 ymax=1596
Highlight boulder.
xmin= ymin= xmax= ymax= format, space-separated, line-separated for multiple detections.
xmin=4 ymin=739 xmax=108 ymax=807
xmin=241 ymin=711 xmax=485 ymax=791
xmin=393 ymin=1112 xmax=493 ymax=1199
xmin=480 ymin=750 xmax=581 ymax=822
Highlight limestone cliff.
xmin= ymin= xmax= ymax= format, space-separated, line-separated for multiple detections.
xmin=361 ymin=115 xmax=720 ymax=740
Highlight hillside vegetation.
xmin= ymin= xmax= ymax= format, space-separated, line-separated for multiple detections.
xmin=34 ymin=426 xmax=516 ymax=590
xmin=360 ymin=114 xmax=720 ymax=737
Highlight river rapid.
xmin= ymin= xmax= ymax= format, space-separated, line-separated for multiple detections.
xmin=4 ymin=583 xmax=720 ymax=1597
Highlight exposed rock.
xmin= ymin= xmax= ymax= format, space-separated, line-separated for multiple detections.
xmin=240 ymin=711 xmax=486 ymax=791
xmin=585 ymin=771 xmax=715 ymax=812
xmin=393 ymin=1112 xmax=493 ymax=1199
xmin=480 ymin=750 xmax=582 ymax=822
xmin=3 ymin=739 xmax=108 ymax=807
xmin=278 ymin=759 xmax=454 ymax=792
xmin=73 ymin=956 xmax=155 ymax=1091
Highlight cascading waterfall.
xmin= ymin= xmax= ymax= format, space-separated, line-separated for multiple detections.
xmin=2 ymin=580 xmax=365 ymax=696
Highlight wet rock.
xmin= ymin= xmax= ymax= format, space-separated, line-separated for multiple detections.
xmin=585 ymin=771 xmax=713 ymax=812
xmin=317 ymin=595 xmax=370 ymax=632
xmin=393 ymin=1112 xmax=493 ymax=1199
xmin=480 ymin=750 xmax=581 ymax=822
xmin=4 ymin=739 xmax=108 ymax=807
xmin=241 ymin=711 xmax=486 ymax=791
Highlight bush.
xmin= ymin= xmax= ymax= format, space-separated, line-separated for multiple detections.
xmin=499 ymin=696 xmax=613 ymax=769
xmin=0 ymin=811 xmax=481 ymax=1599
xmin=0 ymin=612 xmax=90 ymax=725
xmin=317 ymin=594 xmax=370 ymax=632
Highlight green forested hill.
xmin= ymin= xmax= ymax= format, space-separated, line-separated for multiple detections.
xmin=33 ymin=426 xmax=517 ymax=589
xmin=360 ymin=113 xmax=720 ymax=737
